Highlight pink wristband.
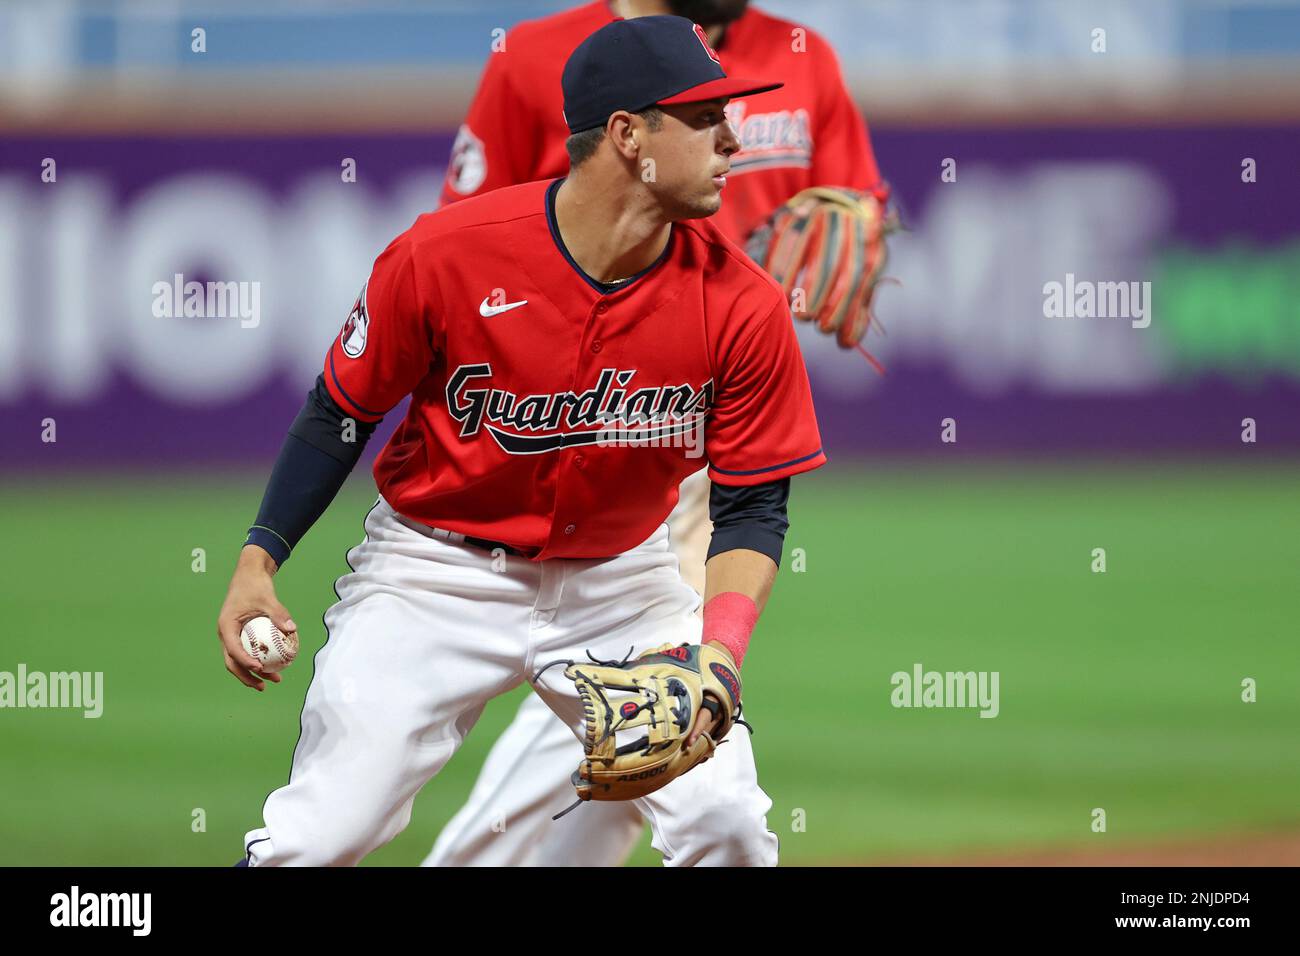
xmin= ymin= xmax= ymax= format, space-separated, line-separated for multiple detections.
xmin=701 ymin=592 xmax=759 ymax=668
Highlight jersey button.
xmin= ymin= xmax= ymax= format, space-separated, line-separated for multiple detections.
xmin=595 ymin=302 xmax=609 ymax=314
xmin=573 ymin=455 xmax=585 ymax=469
xmin=591 ymin=340 xmax=603 ymax=353
xmin=564 ymin=523 xmax=577 ymax=535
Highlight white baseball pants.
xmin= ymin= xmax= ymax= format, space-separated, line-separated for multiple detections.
xmin=242 ymin=485 xmax=776 ymax=867
xmin=422 ymin=470 xmax=757 ymax=867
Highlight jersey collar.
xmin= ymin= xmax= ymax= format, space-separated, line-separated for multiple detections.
xmin=544 ymin=177 xmax=675 ymax=296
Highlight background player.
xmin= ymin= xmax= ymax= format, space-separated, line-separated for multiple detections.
xmin=428 ymin=0 xmax=891 ymax=866
xmin=219 ymin=15 xmax=823 ymax=867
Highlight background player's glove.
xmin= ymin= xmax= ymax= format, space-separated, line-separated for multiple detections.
xmin=542 ymin=643 xmax=745 ymax=808
xmin=747 ymin=185 xmax=898 ymax=352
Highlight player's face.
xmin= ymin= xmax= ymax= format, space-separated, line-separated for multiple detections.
xmin=644 ymin=98 xmax=740 ymax=220
xmin=666 ymin=0 xmax=749 ymax=27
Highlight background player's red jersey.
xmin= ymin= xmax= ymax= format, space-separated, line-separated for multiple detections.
xmin=442 ymin=1 xmax=885 ymax=244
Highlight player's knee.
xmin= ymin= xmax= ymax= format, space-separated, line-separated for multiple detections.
xmin=670 ymin=794 xmax=778 ymax=867
xmin=255 ymin=806 xmax=405 ymax=867
xmin=704 ymin=811 xmax=777 ymax=866
xmin=248 ymin=832 xmax=362 ymax=867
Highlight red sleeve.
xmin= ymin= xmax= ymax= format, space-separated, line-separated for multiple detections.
xmin=809 ymin=36 xmax=888 ymax=202
xmin=323 ymin=230 xmax=439 ymax=422
xmin=706 ymin=299 xmax=827 ymax=486
xmin=439 ymin=46 xmax=540 ymax=206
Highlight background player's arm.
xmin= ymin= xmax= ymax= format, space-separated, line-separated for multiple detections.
xmin=439 ymin=42 xmax=541 ymax=205
xmin=809 ymin=34 xmax=887 ymax=200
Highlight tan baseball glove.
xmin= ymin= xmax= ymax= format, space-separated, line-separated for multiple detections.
xmin=538 ymin=643 xmax=746 ymax=812
xmin=746 ymin=185 xmax=898 ymax=354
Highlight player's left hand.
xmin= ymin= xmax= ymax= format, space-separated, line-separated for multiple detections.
xmin=686 ymin=692 xmax=725 ymax=749
xmin=685 ymin=641 xmax=736 ymax=747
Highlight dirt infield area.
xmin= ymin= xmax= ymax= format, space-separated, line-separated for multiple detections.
xmin=861 ymin=832 xmax=1300 ymax=867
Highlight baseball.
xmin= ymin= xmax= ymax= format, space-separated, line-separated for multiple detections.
xmin=240 ymin=616 xmax=299 ymax=674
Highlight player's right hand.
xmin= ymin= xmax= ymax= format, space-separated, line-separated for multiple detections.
xmin=216 ymin=545 xmax=298 ymax=692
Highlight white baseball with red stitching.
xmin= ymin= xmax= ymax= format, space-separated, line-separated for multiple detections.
xmin=240 ymin=616 xmax=299 ymax=674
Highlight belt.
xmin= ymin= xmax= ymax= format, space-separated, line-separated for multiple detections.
xmin=419 ymin=523 xmax=535 ymax=558
xmin=389 ymin=506 xmax=538 ymax=558
xmin=462 ymin=535 xmax=534 ymax=558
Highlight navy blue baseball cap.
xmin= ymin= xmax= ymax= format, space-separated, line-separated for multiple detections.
xmin=561 ymin=15 xmax=782 ymax=134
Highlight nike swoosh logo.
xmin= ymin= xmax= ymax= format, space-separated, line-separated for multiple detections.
xmin=479 ymin=297 xmax=528 ymax=317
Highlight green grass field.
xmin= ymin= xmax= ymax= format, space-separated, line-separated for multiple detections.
xmin=2 ymin=460 xmax=1297 ymax=866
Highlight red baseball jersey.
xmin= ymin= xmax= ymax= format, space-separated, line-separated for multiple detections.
xmin=325 ymin=179 xmax=826 ymax=560
xmin=441 ymin=1 xmax=884 ymax=245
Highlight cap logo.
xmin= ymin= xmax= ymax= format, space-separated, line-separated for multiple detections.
xmin=692 ymin=23 xmax=721 ymax=64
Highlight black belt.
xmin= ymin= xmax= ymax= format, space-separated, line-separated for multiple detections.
xmin=462 ymin=535 xmax=535 ymax=559
xmin=394 ymin=509 xmax=537 ymax=558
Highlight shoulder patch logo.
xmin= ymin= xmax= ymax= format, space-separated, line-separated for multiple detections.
xmin=340 ymin=282 xmax=369 ymax=358
xmin=447 ymin=124 xmax=487 ymax=196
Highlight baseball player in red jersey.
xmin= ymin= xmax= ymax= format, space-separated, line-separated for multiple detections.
xmin=427 ymin=0 xmax=889 ymax=866
xmin=218 ymin=15 xmax=824 ymax=867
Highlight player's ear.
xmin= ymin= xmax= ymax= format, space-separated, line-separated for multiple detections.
xmin=606 ymin=112 xmax=640 ymax=161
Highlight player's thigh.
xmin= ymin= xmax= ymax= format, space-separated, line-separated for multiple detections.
xmin=548 ymin=524 xmax=702 ymax=654
xmin=304 ymin=588 xmax=511 ymax=761
xmin=316 ymin=502 xmax=530 ymax=729
xmin=258 ymin=503 xmax=532 ymax=862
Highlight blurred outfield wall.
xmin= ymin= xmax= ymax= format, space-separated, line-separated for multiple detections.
xmin=2 ymin=0 xmax=1299 ymax=469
